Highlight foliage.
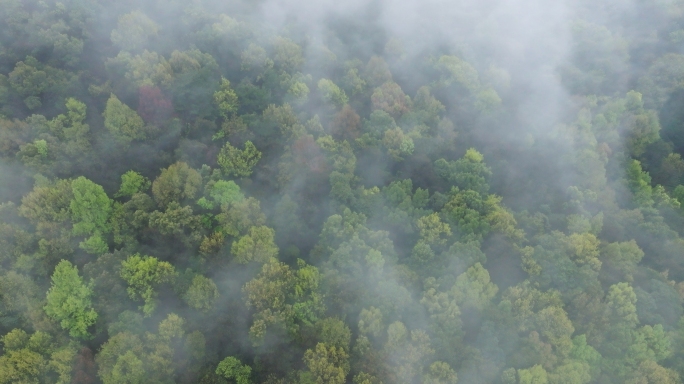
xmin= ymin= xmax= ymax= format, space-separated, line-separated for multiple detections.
xmin=216 ymin=356 xmax=252 ymax=384
xmin=217 ymin=141 xmax=262 ymax=177
xmin=103 ymin=94 xmax=147 ymax=144
xmin=3 ymin=1 xmax=684 ymax=383
xmin=116 ymin=171 xmax=151 ymax=198
xmin=151 ymin=162 xmax=202 ymax=208
xmin=44 ymin=260 xmax=97 ymax=339
xmin=120 ymin=254 xmax=177 ymax=316
xmin=183 ymin=275 xmax=219 ymax=312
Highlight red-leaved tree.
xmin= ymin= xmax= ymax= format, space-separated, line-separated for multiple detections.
xmin=137 ymin=86 xmax=173 ymax=125
xmin=72 ymin=347 xmax=97 ymax=384
xmin=292 ymin=135 xmax=326 ymax=173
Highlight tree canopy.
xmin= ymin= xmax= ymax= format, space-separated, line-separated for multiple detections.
xmin=2 ymin=0 xmax=684 ymax=383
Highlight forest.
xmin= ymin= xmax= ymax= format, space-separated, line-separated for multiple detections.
xmin=2 ymin=0 xmax=684 ymax=383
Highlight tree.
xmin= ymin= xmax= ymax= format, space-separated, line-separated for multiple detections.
xmin=137 ymin=86 xmax=172 ymax=125
xmin=106 ymin=50 xmax=173 ymax=88
xmin=103 ymin=94 xmax=147 ymax=144
xmin=8 ymin=57 xmax=50 ymax=109
xmin=96 ymin=314 xmax=202 ymax=383
xmin=383 ymin=322 xmax=434 ymax=383
xmin=183 ymin=275 xmax=219 ymax=312
xmin=417 ymin=213 xmax=452 ymax=247
xmin=110 ymin=11 xmax=159 ymax=52
xmin=214 ymin=77 xmax=239 ymax=118
xmin=316 ymin=317 xmax=352 ymax=352
xmin=332 ymin=105 xmax=361 ymax=141
xmin=216 ymin=356 xmax=252 ymax=384
xmin=434 ymin=148 xmax=492 ymax=194
xmin=203 ymin=180 xmax=244 ymax=208
xmin=451 ymin=262 xmax=498 ymax=311
xmin=637 ymin=53 xmax=684 ymax=109
xmin=601 ymin=241 xmax=644 ymax=283
xmin=302 ymin=343 xmax=350 ymax=384
xmin=72 ymin=347 xmax=97 ymax=384
xmin=50 ymin=344 xmax=79 ymax=384
xmin=517 ymin=364 xmax=548 ymax=384
xmin=70 ymin=176 xmax=112 ymax=254
xmin=19 ymin=178 xmax=73 ymax=234
xmin=243 ymin=258 xmax=325 ymax=345
xmin=231 ymin=226 xmax=279 ymax=264
xmin=358 ymin=307 xmax=384 ymax=338
xmin=217 ymin=197 xmax=266 ymax=237
xmin=44 ymin=260 xmax=97 ymax=339
xmin=626 ymin=360 xmax=680 ymax=384
xmin=423 ymin=361 xmax=458 ymax=384
xmin=440 ymin=188 xmax=494 ymax=240
xmin=364 ymin=56 xmax=393 ymax=87
xmin=120 ymin=254 xmax=177 ymax=316
xmin=434 ymin=55 xmax=479 ymax=91
xmin=151 ymin=162 xmax=202 ymax=208
xmin=116 ymin=171 xmax=151 ymax=198
xmin=108 ymin=351 xmax=145 ymax=384
xmin=318 ymin=79 xmax=348 ymax=107
xmin=217 ymin=141 xmax=262 ymax=177
xmin=0 ymin=330 xmax=48 ymax=383
xmin=272 ymin=36 xmax=304 ymax=72
xmin=371 ymin=82 xmax=411 ymax=118
xmin=382 ymin=128 xmax=414 ymax=161
xmin=605 ymin=283 xmax=639 ymax=328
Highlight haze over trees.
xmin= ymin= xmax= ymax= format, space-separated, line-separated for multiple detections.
xmin=3 ymin=0 xmax=684 ymax=383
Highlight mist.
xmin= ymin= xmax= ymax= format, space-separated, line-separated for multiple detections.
xmin=1 ymin=0 xmax=684 ymax=383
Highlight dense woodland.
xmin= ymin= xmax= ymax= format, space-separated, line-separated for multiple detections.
xmin=3 ymin=0 xmax=684 ymax=383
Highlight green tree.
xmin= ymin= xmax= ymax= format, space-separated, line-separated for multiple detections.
xmin=103 ymin=94 xmax=147 ymax=144
xmin=106 ymin=50 xmax=173 ymax=87
xmin=8 ymin=56 xmax=53 ymax=109
xmin=423 ymin=361 xmax=458 ymax=384
xmin=318 ymin=79 xmax=348 ymax=107
xmin=214 ymin=77 xmax=239 ymax=118
xmin=120 ymin=254 xmax=177 ymax=316
xmin=601 ymin=241 xmax=644 ymax=283
xmin=383 ymin=322 xmax=434 ymax=383
xmin=316 ymin=317 xmax=352 ymax=352
xmin=95 ymin=332 xmax=146 ymax=384
xmin=151 ymin=162 xmax=202 ymax=208
xmin=115 ymin=170 xmax=151 ymax=198
xmin=44 ymin=260 xmax=97 ymax=339
xmin=183 ymin=275 xmax=219 ymax=312
xmin=417 ymin=213 xmax=452 ymax=247
xmin=231 ymin=226 xmax=279 ymax=264
xmin=96 ymin=314 xmax=202 ymax=383
xmin=217 ymin=197 xmax=266 ymax=237
xmin=434 ymin=55 xmax=480 ymax=91
xmin=0 ymin=330 xmax=49 ymax=384
xmin=217 ymin=141 xmax=262 ymax=177
xmin=358 ymin=307 xmax=384 ymax=338
xmin=302 ymin=343 xmax=350 ymax=384
xmin=243 ymin=258 xmax=325 ymax=345
xmin=70 ymin=176 xmax=112 ymax=254
xmin=216 ymin=356 xmax=252 ymax=384
xmin=434 ymin=148 xmax=492 ymax=194
xmin=108 ymin=350 xmax=145 ymax=384
xmin=605 ymin=282 xmax=639 ymax=328
xmin=518 ymin=364 xmax=548 ymax=384
xmin=272 ymin=36 xmax=304 ymax=72
xmin=202 ymin=180 xmax=244 ymax=209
